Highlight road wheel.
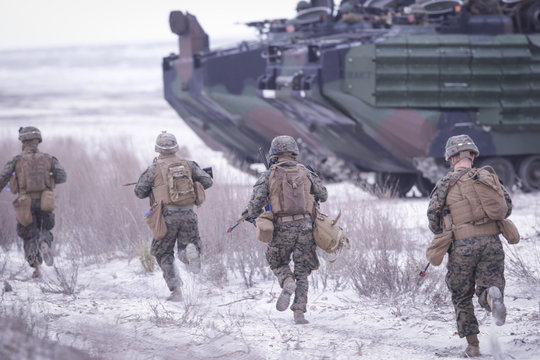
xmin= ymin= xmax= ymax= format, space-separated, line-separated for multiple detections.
xmin=478 ymin=157 xmax=516 ymax=190
xmin=375 ymin=172 xmax=416 ymax=198
xmin=518 ymin=155 xmax=540 ymax=192
xmin=415 ymin=174 xmax=436 ymax=197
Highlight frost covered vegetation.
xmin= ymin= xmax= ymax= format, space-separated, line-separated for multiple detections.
xmin=1 ymin=137 xmax=540 ymax=359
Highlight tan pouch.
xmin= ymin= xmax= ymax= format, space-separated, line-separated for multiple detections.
xmin=255 ymin=211 xmax=274 ymax=243
xmin=426 ymin=231 xmax=453 ymax=266
xmin=313 ymin=209 xmax=347 ymax=254
xmin=194 ymin=181 xmax=205 ymax=206
xmin=497 ymin=219 xmax=520 ymax=244
xmin=9 ymin=174 xmax=18 ymax=194
xmin=145 ymin=201 xmax=168 ymax=240
xmin=13 ymin=194 xmax=33 ymax=226
xmin=40 ymin=190 xmax=55 ymax=212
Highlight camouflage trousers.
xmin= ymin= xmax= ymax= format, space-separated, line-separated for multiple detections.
xmin=16 ymin=199 xmax=54 ymax=267
xmin=266 ymin=217 xmax=319 ymax=313
xmin=151 ymin=208 xmax=201 ymax=291
xmin=446 ymin=235 xmax=505 ymax=338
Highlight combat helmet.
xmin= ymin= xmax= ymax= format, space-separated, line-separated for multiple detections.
xmin=155 ymin=131 xmax=179 ymax=154
xmin=444 ymin=134 xmax=479 ymax=161
xmin=339 ymin=2 xmax=355 ymax=14
xmin=296 ymin=0 xmax=310 ymax=11
xmin=269 ymin=135 xmax=299 ymax=156
xmin=18 ymin=126 xmax=42 ymax=143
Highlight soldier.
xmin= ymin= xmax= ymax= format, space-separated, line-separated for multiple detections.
xmin=427 ymin=134 xmax=512 ymax=357
xmin=134 ymin=131 xmax=212 ymax=302
xmin=0 ymin=127 xmax=67 ymax=278
xmin=243 ymin=135 xmax=327 ymax=324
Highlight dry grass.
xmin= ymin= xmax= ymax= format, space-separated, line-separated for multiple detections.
xmin=1 ymin=136 xmax=451 ymax=307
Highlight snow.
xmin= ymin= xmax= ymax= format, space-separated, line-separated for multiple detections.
xmin=1 ymin=193 xmax=539 ymax=359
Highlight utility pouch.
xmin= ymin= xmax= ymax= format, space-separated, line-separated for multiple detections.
xmin=194 ymin=181 xmax=205 ymax=206
xmin=145 ymin=201 xmax=168 ymax=240
xmin=13 ymin=194 xmax=33 ymax=226
xmin=40 ymin=190 xmax=55 ymax=212
xmin=426 ymin=231 xmax=453 ymax=266
xmin=313 ymin=209 xmax=348 ymax=254
xmin=9 ymin=174 xmax=18 ymax=194
xmin=255 ymin=211 xmax=274 ymax=243
xmin=497 ymin=219 xmax=520 ymax=244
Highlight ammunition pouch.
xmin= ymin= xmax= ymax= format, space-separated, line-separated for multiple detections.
xmin=194 ymin=181 xmax=205 ymax=206
xmin=255 ymin=211 xmax=274 ymax=243
xmin=13 ymin=194 xmax=33 ymax=226
xmin=9 ymin=174 xmax=18 ymax=194
xmin=40 ymin=190 xmax=55 ymax=212
xmin=497 ymin=219 xmax=520 ymax=244
xmin=145 ymin=201 xmax=168 ymax=240
xmin=313 ymin=209 xmax=348 ymax=254
xmin=426 ymin=230 xmax=453 ymax=266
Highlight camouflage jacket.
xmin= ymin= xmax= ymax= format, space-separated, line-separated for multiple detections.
xmin=246 ymin=160 xmax=328 ymax=218
xmin=427 ymin=166 xmax=512 ymax=234
xmin=134 ymin=155 xmax=213 ymax=200
xmin=0 ymin=149 xmax=67 ymax=191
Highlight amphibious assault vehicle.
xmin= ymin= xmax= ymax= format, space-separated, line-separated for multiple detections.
xmin=162 ymin=0 xmax=540 ymax=196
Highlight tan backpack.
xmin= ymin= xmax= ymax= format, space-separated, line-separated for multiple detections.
xmin=471 ymin=166 xmax=508 ymax=221
xmin=14 ymin=152 xmax=52 ymax=193
xmin=268 ymin=162 xmax=314 ymax=216
xmin=154 ymin=158 xmax=196 ymax=207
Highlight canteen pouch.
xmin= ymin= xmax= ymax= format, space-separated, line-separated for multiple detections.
xmin=497 ymin=219 xmax=520 ymax=244
xmin=255 ymin=211 xmax=274 ymax=243
xmin=13 ymin=194 xmax=33 ymax=226
xmin=40 ymin=190 xmax=55 ymax=212
xmin=146 ymin=201 xmax=168 ymax=240
xmin=313 ymin=209 xmax=347 ymax=254
xmin=426 ymin=231 xmax=453 ymax=266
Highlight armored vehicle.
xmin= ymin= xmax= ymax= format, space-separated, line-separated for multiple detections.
xmin=162 ymin=0 xmax=540 ymax=196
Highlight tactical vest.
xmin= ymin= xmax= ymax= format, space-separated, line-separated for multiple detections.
xmin=12 ymin=152 xmax=53 ymax=198
xmin=268 ymin=161 xmax=314 ymax=217
xmin=446 ymin=168 xmax=502 ymax=240
xmin=153 ymin=156 xmax=196 ymax=208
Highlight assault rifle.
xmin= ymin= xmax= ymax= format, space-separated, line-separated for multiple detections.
xmin=227 ymin=147 xmax=270 ymax=233
xmin=122 ymin=166 xmax=213 ymax=186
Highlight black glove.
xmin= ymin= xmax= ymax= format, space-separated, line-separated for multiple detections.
xmin=246 ymin=217 xmax=256 ymax=226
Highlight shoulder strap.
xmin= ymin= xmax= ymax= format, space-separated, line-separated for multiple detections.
xmin=448 ymin=168 xmax=471 ymax=189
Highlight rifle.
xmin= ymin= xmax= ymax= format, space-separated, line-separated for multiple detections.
xmin=122 ymin=166 xmax=213 ymax=186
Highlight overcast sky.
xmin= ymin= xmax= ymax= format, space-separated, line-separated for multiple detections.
xmin=0 ymin=0 xmax=299 ymax=50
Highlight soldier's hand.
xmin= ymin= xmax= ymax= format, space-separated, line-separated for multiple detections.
xmin=246 ymin=216 xmax=256 ymax=226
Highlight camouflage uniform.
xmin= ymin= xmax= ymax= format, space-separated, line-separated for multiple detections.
xmin=0 ymin=129 xmax=67 ymax=269
xmin=246 ymin=136 xmax=327 ymax=316
xmin=134 ymin=154 xmax=212 ymax=291
xmin=427 ymin=135 xmax=512 ymax=341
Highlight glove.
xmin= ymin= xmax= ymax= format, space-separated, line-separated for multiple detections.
xmin=246 ymin=217 xmax=256 ymax=226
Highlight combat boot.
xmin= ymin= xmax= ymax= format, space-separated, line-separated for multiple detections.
xmin=39 ymin=240 xmax=54 ymax=266
xmin=185 ymin=243 xmax=201 ymax=274
xmin=31 ymin=263 xmax=41 ymax=279
xmin=487 ymin=286 xmax=506 ymax=326
xmin=167 ymin=287 xmax=183 ymax=302
xmin=276 ymin=277 xmax=296 ymax=312
xmin=463 ymin=334 xmax=480 ymax=357
xmin=294 ymin=310 xmax=309 ymax=325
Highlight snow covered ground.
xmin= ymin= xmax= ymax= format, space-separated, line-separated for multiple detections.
xmin=1 ymin=43 xmax=540 ymax=360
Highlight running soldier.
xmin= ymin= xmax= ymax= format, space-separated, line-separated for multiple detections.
xmin=243 ymin=135 xmax=327 ymax=324
xmin=134 ymin=131 xmax=212 ymax=301
xmin=427 ymin=134 xmax=512 ymax=357
xmin=0 ymin=127 xmax=67 ymax=278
